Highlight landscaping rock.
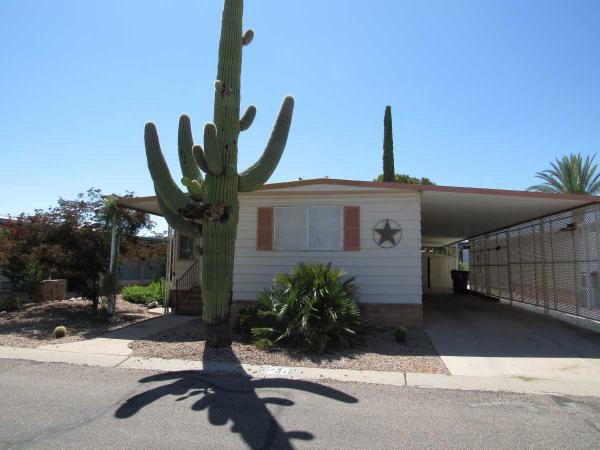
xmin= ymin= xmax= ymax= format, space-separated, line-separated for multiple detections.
xmin=146 ymin=301 xmax=159 ymax=309
xmin=0 ymin=311 xmax=7 ymax=315
xmin=0 ymin=297 xmax=154 ymax=348
xmin=130 ymin=319 xmax=450 ymax=375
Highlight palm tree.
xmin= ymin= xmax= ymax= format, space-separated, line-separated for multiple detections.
xmin=528 ymin=153 xmax=600 ymax=195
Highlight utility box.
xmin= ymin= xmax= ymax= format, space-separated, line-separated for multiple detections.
xmin=41 ymin=279 xmax=67 ymax=302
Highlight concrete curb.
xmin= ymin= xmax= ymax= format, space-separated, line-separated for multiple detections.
xmin=2 ymin=346 xmax=599 ymax=398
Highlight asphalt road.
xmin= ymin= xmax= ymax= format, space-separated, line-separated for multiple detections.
xmin=0 ymin=359 xmax=599 ymax=450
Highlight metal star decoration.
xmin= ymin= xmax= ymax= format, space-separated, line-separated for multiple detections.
xmin=373 ymin=219 xmax=402 ymax=248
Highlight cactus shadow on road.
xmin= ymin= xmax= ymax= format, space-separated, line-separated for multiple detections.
xmin=114 ymin=346 xmax=358 ymax=449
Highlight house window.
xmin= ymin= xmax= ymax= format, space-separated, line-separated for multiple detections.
xmin=179 ymin=235 xmax=195 ymax=260
xmin=274 ymin=206 xmax=342 ymax=251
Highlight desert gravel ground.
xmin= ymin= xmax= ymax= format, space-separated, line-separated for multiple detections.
xmin=0 ymin=297 xmax=154 ymax=348
xmin=130 ymin=319 xmax=449 ymax=374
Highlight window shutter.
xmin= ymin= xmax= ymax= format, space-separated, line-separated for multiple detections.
xmin=344 ymin=206 xmax=360 ymax=251
xmin=256 ymin=207 xmax=274 ymax=251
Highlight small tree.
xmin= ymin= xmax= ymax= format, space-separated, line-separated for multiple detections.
xmin=0 ymin=189 xmax=154 ymax=312
xmin=374 ymin=174 xmax=435 ymax=185
xmin=382 ymin=106 xmax=395 ymax=182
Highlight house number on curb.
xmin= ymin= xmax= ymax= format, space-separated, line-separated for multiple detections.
xmin=264 ymin=366 xmax=292 ymax=376
xmin=373 ymin=219 xmax=402 ymax=248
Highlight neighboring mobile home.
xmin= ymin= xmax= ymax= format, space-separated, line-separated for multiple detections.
xmin=118 ymin=178 xmax=600 ymax=326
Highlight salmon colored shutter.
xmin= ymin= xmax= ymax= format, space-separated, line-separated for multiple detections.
xmin=256 ymin=207 xmax=274 ymax=251
xmin=344 ymin=206 xmax=360 ymax=251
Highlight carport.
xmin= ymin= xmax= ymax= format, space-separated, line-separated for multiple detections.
xmin=418 ymin=185 xmax=600 ymax=323
xmin=418 ymin=185 xmax=600 ymax=381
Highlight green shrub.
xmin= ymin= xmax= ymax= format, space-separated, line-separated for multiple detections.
xmin=54 ymin=325 xmax=67 ymax=338
xmin=394 ymin=326 xmax=408 ymax=343
xmin=0 ymin=295 xmax=22 ymax=312
xmin=239 ymin=262 xmax=362 ymax=354
xmin=121 ymin=279 xmax=165 ymax=305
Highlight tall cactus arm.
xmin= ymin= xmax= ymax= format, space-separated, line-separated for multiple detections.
xmin=203 ymin=122 xmax=224 ymax=175
xmin=144 ymin=122 xmax=190 ymax=211
xmin=193 ymin=144 xmax=211 ymax=174
xmin=238 ymin=96 xmax=294 ymax=192
xmin=178 ymin=115 xmax=202 ymax=181
xmin=182 ymin=177 xmax=206 ymax=202
xmin=157 ymin=197 xmax=201 ymax=238
xmin=240 ymin=105 xmax=257 ymax=131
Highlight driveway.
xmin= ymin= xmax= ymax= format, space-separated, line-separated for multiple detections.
xmin=424 ymin=293 xmax=600 ymax=382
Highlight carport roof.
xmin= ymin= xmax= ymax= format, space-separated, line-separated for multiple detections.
xmin=118 ymin=178 xmax=600 ymax=247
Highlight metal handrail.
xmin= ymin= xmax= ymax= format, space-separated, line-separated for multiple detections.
xmin=174 ymin=260 xmax=201 ymax=311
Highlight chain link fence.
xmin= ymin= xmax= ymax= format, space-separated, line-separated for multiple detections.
xmin=470 ymin=204 xmax=600 ymax=321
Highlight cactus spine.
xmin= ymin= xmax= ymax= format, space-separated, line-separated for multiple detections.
xmin=383 ymin=106 xmax=395 ymax=183
xmin=144 ymin=0 xmax=294 ymax=346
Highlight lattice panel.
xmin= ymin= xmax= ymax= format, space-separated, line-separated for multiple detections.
xmin=468 ymin=204 xmax=600 ymax=321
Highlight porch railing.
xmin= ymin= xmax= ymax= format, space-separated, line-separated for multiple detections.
xmin=174 ymin=260 xmax=201 ymax=311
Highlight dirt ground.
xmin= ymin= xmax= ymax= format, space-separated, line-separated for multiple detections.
xmin=130 ymin=319 xmax=449 ymax=374
xmin=0 ymin=296 xmax=155 ymax=348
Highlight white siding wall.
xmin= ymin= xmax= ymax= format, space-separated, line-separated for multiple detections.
xmin=422 ymin=253 xmax=458 ymax=290
xmin=234 ymin=190 xmax=422 ymax=305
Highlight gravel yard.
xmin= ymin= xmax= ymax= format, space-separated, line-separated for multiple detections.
xmin=130 ymin=319 xmax=449 ymax=374
xmin=0 ymin=297 xmax=155 ymax=348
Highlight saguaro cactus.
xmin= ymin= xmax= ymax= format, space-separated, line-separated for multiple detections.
xmin=383 ymin=106 xmax=395 ymax=183
xmin=144 ymin=0 xmax=294 ymax=346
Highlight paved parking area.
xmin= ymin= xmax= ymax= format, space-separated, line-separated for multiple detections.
xmin=424 ymin=293 xmax=600 ymax=382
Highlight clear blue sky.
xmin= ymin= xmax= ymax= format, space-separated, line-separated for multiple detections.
xmin=1 ymin=0 xmax=599 ymax=232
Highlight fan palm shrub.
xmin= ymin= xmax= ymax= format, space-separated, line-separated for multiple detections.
xmin=528 ymin=154 xmax=600 ymax=194
xmin=239 ymin=262 xmax=362 ymax=354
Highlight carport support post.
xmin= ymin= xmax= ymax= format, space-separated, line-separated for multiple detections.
xmin=572 ymin=229 xmax=579 ymax=316
xmin=539 ymin=218 xmax=549 ymax=316
xmin=517 ymin=228 xmax=524 ymax=302
xmin=496 ymin=233 xmax=501 ymax=297
xmin=548 ymin=219 xmax=558 ymax=310
xmin=163 ymin=226 xmax=173 ymax=315
xmin=532 ymin=224 xmax=539 ymax=306
xmin=505 ymin=229 xmax=513 ymax=305
xmin=485 ymin=234 xmax=492 ymax=296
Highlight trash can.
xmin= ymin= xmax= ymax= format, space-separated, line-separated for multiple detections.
xmin=450 ymin=270 xmax=469 ymax=294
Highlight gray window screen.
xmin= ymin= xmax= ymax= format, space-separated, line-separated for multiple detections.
xmin=274 ymin=207 xmax=308 ymax=250
xmin=308 ymin=206 xmax=342 ymax=250
xmin=274 ymin=206 xmax=342 ymax=251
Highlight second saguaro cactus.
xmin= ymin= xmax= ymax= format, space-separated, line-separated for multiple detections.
xmin=383 ymin=106 xmax=395 ymax=183
xmin=144 ymin=0 xmax=294 ymax=346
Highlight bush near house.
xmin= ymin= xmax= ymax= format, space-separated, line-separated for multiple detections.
xmin=239 ymin=262 xmax=362 ymax=354
xmin=121 ymin=279 xmax=165 ymax=306
xmin=0 ymin=294 xmax=22 ymax=312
